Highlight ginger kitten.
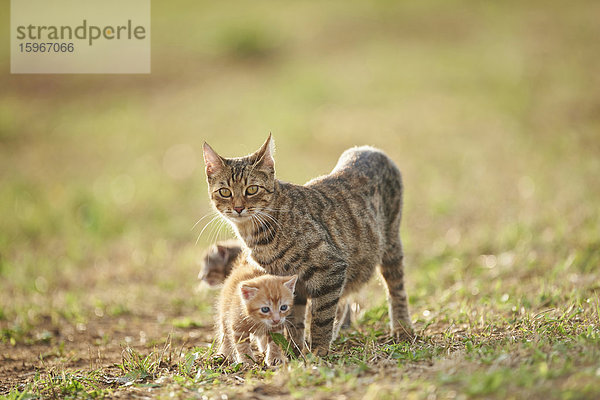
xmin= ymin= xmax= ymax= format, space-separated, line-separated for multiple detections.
xmin=200 ymin=239 xmax=354 ymax=335
xmin=216 ymin=260 xmax=297 ymax=366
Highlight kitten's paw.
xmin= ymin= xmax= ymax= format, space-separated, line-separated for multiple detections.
xmin=237 ymin=358 xmax=255 ymax=368
xmin=235 ymin=353 xmax=257 ymax=367
xmin=266 ymin=355 xmax=286 ymax=367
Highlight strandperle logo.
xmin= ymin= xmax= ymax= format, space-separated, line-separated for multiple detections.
xmin=15 ymin=19 xmax=147 ymax=46
xmin=11 ymin=0 xmax=150 ymax=74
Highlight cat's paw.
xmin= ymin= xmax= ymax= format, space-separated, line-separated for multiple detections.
xmin=391 ymin=323 xmax=415 ymax=342
xmin=311 ymin=345 xmax=329 ymax=357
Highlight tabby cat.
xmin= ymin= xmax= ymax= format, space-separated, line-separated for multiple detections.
xmin=198 ymin=239 xmax=243 ymax=287
xmin=216 ymin=259 xmax=297 ymax=366
xmin=203 ymin=135 xmax=412 ymax=355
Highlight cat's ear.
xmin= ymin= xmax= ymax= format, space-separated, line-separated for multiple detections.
xmin=253 ymin=133 xmax=275 ymax=168
xmin=283 ymin=275 xmax=298 ymax=293
xmin=240 ymin=284 xmax=259 ymax=301
xmin=203 ymin=142 xmax=225 ymax=177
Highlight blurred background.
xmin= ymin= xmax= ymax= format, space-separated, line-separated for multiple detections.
xmin=1 ymin=0 xmax=599 ymax=345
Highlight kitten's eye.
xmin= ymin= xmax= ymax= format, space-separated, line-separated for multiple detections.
xmin=260 ymin=306 xmax=270 ymax=313
xmin=245 ymin=185 xmax=259 ymax=196
xmin=218 ymin=188 xmax=232 ymax=198
xmin=280 ymin=305 xmax=288 ymax=311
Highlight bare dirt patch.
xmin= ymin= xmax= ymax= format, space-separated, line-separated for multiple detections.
xmin=0 ymin=314 xmax=213 ymax=395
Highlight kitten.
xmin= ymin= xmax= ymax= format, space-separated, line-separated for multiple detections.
xmin=198 ymin=239 xmax=243 ymax=287
xmin=216 ymin=259 xmax=298 ymax=366
xmin=199 ymin=240 xmax=354 ymax=330
xmin=203 ymin=135 xmax=412 ymax=356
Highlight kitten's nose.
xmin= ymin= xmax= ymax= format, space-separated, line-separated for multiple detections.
xmin=233 ymin=206 xmax=245 ymax=214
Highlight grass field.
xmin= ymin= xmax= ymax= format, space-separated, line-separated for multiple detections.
xmin=1 ymin=0 xmax=599 ymax=398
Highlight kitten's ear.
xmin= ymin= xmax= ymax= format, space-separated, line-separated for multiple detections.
xmin=216 ymin=244 xmax=229 ymax=261
xmin=203 ymin=142 xmax=225 ymax=177
xmin=283 ymin=275 xmax=298 ymax=293
xmin=253 ymin=133 xmax=275 ymax=168
xmin=240 ymin=284 xmax=259 ymax=301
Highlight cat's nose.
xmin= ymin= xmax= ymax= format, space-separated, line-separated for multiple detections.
xmin=233 ymin=206 xmax=245 ymax=214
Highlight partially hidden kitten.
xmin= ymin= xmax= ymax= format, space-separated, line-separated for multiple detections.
xmin=198 ymin=239 xmax=244 ymax=287
xmin=202 ymin=134 xmax=413 ymax=356
xmin=216 ymin=259 xmax=298 ymax=366
xmin=199 ymin=239 xmax=355 ymax=330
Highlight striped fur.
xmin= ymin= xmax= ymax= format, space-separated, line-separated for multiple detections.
xmin=203 ymin=135 xmax=412 ymax=355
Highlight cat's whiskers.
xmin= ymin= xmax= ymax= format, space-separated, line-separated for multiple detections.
xmin=249 ymin=213 xmax=259 ymax=235
xmin=261 ymin=207 xmax=292 ymax=213
xmin=253 ymin=213 xmax=276 ymax=241
xmin=214 ymin=218 xmax=228 ymax=244
xmin=247 ymin=320 xmax=263 ymax=337
xmin=283 ymin=319 xmax=297 ymax=331
xmin=249 ymin=214 xmax=266 ymax=243
xmin=191 ymin=210 xmax=218 ymax=231
xmin=208 ymin=217 xmax=231 ymax=246
xmin=254 ymin=212 xmax=278 ymax=244
xmin=251 ymin=213 xmax=265 ymax=232
xmin=256 ymin=210 xmax=283 ymax=232
xmin=241 ymin=314 xmax=265 ymax=332
xmin=196 ymin=214 xmax=226 ymax=245
xmin=206 ymin=217 xmax=221 ymax=245
xmin=239 ymin=314 xmax=253 ymax=326
xmin=260 ymin=211 xmax=282 ymax=230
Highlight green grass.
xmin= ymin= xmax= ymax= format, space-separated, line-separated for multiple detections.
xmin=1 ymin=0 xmax=600 ymax=398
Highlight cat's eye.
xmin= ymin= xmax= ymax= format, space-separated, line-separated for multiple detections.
xmin=280 ymin=305 xmax=288 ymax=311
xmin=260 ymin=306 xmax=270 ymax=313
xmin=245 ymin=185 xmax=259 ymax=196
xmin=218 ymin=188 xmax=232 ymax=198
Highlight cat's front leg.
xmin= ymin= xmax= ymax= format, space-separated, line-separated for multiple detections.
xmin=332 ymin=298 xmax=351 ymax=340
xmin=232 ymin=332 xmax=255 ymax=365
xmin=288 ymin=292 xmax=308 ymax=354
xmin=306 ymin=264 xmax=346 ymax=356
xmin=309 ymin=291 xmax=342 ymax=356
